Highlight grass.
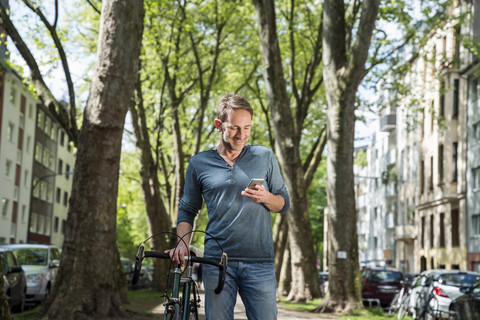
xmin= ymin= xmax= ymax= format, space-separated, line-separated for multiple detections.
xmin=277 ymin=296 xmax=414 ymax=320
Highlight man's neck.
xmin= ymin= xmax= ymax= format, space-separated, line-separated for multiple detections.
xmin=216 ymin=143 xmax=243 ymax=164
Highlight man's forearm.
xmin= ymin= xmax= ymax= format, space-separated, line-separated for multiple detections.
xmin=177 ymin=221 xmax=193 ymax=247
xmin=264 ymin=193 xmax=285 ymax=213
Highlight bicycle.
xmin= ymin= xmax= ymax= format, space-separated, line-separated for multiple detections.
xmin=132 ymin=232 xmax=227 ymax=320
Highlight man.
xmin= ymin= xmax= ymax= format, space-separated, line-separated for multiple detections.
xmin=167 ymin=93 xmax=290 ymax=319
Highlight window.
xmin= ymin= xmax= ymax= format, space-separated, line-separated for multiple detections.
xmin=35 ymin=142 xmax=43 ymax=163
xmin=63 ymin=191 xmax=68 ymax=207
xmin=438 ymin=145 xmax=444 ymax=184
xmin=44 ymin=117 xmax=51 ymax=135
xmin=10 ymin=87 xmax=16 ymax=105
xmin=24 ymin=170 xmax=29 ymax=186
xmin=453 ymin=142 xmax=458 ymax=182
xmin=439 ymin=81 xmax=447 ymax=118
xmin=61 ymin=219 xmax=66 ymax=234
xmin=421 ymin=216 xmax=425 ymax=248
xmin=4 ymin=160 xmax=12 ymax=178
xmin=440 ymin=213 xmax=445 ymax=248
xmin=474 ymin=167 xmax=480 ymax=190
xmin=374 ymin=236 xmax=378 ymax=248
xmin=7 ymin=123 xmax=15 ymax=141
xmin=430 ymin=156 xmax=434 ymax=191
xmin=453 ymin=79 xmax=459 ymax=117
xmin=26 ymin=136 xmax=31 ymax=153
xmin=37 ymin=110 xmax=44 ymax=130
xmin=474 ymin=122 xmax=480 ymax=141
xmin=430 ymin=215 xmax=435 ymax=248
xmin=421 ymin=160 xmax=425 ymax=193
xmin=21 ymin=205 xmax=26 ymax=222
xmin=29 ymin=213 xmax=37 ymax=233
xmin=58 ymin=159 xmax=63 ymax=174
xmin=42 ymin=148 xmax=48 ymax=166
xmin=56 ymin=188 xmax=61 ymax=203
xmin=54 ymin=217 xmax=59 ymax=233
xmin=452 ymin=209 xmax=460 ymax=246
xmin=1 ymin=199 xmax=9 ymax=217
xmin=66 ymin=165 xmax=71 ymax=179
xmin=60 ymin=131 xmax=65 ymax=147
xmin=473 ymin=214 xmax=480 ymax=236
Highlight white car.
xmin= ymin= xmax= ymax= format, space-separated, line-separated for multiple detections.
xmin=1 ymin=244 xmax=61 ymax=304
xmin=408 ymin=269 xmax=480 ymax=319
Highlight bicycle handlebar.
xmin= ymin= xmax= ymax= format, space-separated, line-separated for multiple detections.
xmin=132 ymin=244 xmax=227 ymax=294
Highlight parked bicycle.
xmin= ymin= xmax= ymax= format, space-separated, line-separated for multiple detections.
xmin=132 ymin=232 xmax=227 ymax=320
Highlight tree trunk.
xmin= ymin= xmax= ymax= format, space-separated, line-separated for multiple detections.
xmin=272 ymin=214 xmax=288 ymax=284
xmin=41 ymin=1 xmax=144 ymax=318
xmin=0 ymin=269 xmax=11 ymax=320
xmin=318 ymin=0 xmax=380 ymax=313
xmin=252 ymin=0 xmax=321 ymax=301
xmin=130 ymin=78 xmax=172 ymax=291
xmin=276 ymin=243 xmax=291 ymax=296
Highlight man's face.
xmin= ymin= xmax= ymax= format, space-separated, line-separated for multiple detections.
xmin=218 ymin=109 xmax=252 ymax=152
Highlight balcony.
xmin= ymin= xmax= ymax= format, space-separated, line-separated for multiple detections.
xmin=380 ymin=114 xmax=396 ymax=133
xmin=395 ymin=225 xmax=417 ymax=241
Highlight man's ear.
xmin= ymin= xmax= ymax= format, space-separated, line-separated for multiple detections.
xmin=214 ymin=119 xmax=222 ymax=131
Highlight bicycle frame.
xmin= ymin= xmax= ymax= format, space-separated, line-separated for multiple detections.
xmin=163 ymin=262 xmax=199 ymax=320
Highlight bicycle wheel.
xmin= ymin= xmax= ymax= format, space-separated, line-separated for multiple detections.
xmin=389 ymin=291 xmax=402 ymax=315
xmin=164 ymin=303 xmax=182 ymax=320
xmin=396 ymin=295 xmax=410 ymax=320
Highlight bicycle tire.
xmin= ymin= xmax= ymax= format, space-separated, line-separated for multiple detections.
xmin=164 ymin=303 xmax=182 ymax=320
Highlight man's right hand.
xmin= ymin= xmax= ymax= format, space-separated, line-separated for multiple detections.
xmin=165 ymin=241 xmax=189 ymax=266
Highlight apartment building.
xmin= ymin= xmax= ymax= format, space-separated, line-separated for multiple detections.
xmin=0 ymin=69 xmax=37 ymax=244
xmin=463 ymin=0 xmax=480 ymax=272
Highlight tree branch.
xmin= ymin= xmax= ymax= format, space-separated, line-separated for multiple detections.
xmin=0 ymin=3 xmax=77 ymax=143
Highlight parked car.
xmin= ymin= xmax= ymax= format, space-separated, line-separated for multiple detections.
xmin=1 ymin=244 xmax=61 ymax=305
xmin=318 ymin=272 xmax=329 ymax=297
xmin=408 ymin=269 xmax=480 ymax=319
xmin=0 ymin=247 xmax=26 ymax=313
xmin=361 ymin=267 xmax=404 ymax=308
xmin=449 ymin=279 xmax=480 ymax=320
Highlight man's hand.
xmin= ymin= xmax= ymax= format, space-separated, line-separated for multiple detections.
xmin=165 ymin=241 xmax=189 ymax=266
xmin=241 ymin=184 xmax=285 ymax=213
xmin=165 ymin=222 xmax=193 ymax=266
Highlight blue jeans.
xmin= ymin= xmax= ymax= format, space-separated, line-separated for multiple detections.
xmin=202 ymin=261 xmax=277 ymax=320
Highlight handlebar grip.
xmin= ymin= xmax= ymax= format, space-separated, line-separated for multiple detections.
xmin=132 ymin=244 xmax=145 ymax=285
xmin=214 ymin=254 xmax=227 ymax=294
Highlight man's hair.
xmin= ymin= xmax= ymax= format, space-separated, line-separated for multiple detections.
xmin=217 ymin=93 xmax=254 ymax=122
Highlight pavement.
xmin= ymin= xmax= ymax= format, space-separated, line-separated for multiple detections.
xmin=148 ymin=290 xmax=338 ymax=319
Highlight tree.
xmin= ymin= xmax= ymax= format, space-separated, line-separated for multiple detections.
xmin=0 ymin=269 xmax=11 ymax=320
xmin=251 ymin=0 xmax=326 ymax=301
xmin=319 ymin=0 xmax=380 ymax=313
xmin=1 ymin=0 xmax=145 ymax=317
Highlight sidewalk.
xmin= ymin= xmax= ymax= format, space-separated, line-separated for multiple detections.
xmin=148 ymin=290 xmax=338 ymax=319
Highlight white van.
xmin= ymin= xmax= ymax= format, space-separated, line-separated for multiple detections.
xmin=1 ymin=244 xmax=61 ymax=304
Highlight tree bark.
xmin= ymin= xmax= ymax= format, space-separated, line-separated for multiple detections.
xmin=252 ymin=0 xmax=321 ymax=301
xmin=318 ymin=0 xmax=380 ymax=314
xmin=130 ymin=77 xmax=172 ymax=291
xmin=40 ymin=1 xmax=145 ymax=318
xmin=0 ymin=269 xmax=12 ymax=320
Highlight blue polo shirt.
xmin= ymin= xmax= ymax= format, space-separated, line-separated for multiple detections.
xmin=177 ymin=144 xmax=290 ymax=263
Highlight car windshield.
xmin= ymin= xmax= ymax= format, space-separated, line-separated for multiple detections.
xmin=12 ymin=248 xmax=48 ymax=266
xmin=438 ymin=273 xmax=480 ymax=287
xmin=371 ymin=270 xmax=402 ymax=282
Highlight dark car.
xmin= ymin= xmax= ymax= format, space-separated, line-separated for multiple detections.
xmin=449 ymin=279 xmax=480 ymax=320
xmin=361 ymin=267 xmax=404 ymax=308
xmin=0 ymin=247 xmax=26 ymax=313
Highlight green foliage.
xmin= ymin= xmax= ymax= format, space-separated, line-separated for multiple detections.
xmin=117 ymin=152 xmax=150 ymax=258
xmin=355 ymin=149 xmax=368 ymax=168
xmin=308 ymin=160 xmax=327 ymax=270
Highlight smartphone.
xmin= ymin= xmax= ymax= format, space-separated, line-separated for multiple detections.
xmin=247 ymin=178 xmax=264 ymax=189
